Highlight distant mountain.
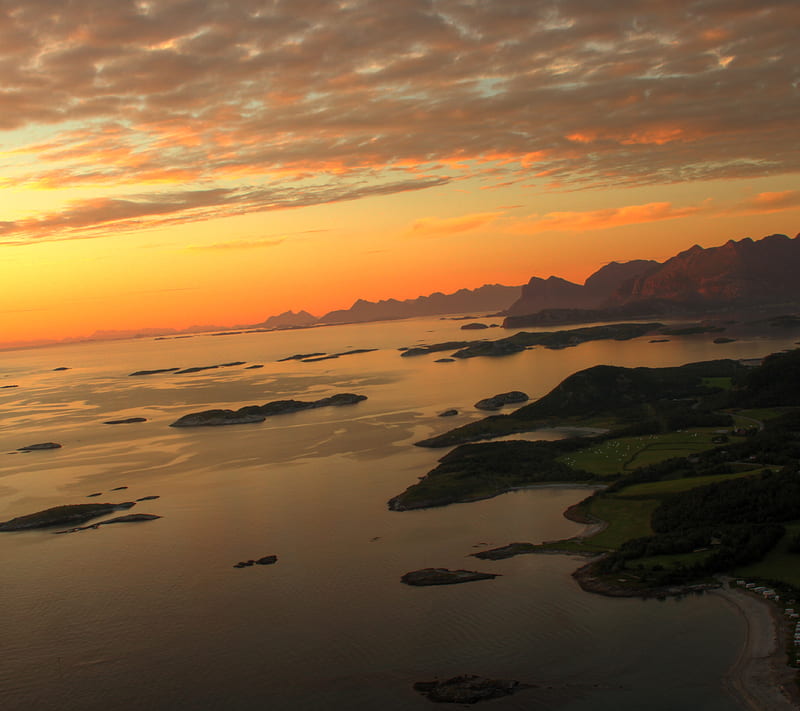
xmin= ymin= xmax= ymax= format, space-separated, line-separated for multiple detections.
xmin=253 ymin=310 xmax=318 ymax=329
xmin=318 ymin=284 xmax=521 ymax=324
xmin=505 ymin=260 xmax=657 ymax=316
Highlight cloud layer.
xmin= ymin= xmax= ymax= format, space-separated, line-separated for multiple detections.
xmin=2 ymin=0 xmax=798 ymax=242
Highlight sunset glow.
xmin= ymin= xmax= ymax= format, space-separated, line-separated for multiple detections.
xmin=1 ymin=0 xmax=798 ymax=346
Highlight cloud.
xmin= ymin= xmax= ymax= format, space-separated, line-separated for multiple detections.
xmin=410 ymin=211 xmax=503 ymax=236
xmin=739 ymin=190 xmax=800 ymax=213
xmin=0 ymin=177 xmax=449 ymax=244
xmin=188 ymin=238 xmax=286 ymax=251
xmin=1 ymin=0 xmax=798 ymax=242
xmin=514 ymin=202 xmax=705 ymax=234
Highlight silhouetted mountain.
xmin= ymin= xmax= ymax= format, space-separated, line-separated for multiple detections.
xmin=318 ymin=284 xmax=521 ymax=324
xmin=611 ymin=234 xmax=800 ymax=306
xmin=253 ymin=310 xmax=318 ymax=329
xmin=505 ymin=234 xmax=800 ymax=324
xmin=505 ymin=260 xmax=657 ymax=316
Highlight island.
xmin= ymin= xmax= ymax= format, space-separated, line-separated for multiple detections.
xmin=17 ymin=442 xmax=62 ymax=451
xmin=413 ymin=675 xmax=534 ymax=703
xmin=55 ymin=513 xmax=161 ymax=534
xmin=0 ymin=502 xmax=136 ymax=531
xmin=474 ymin=391 xmax=528 ymax=411
xmin=399 ymin=322 xmax=662 ymax=359
xmin=170 ymin=392 xmax=367 ymax=427
xmin=400 ymin=568 xmax=500 ymax=586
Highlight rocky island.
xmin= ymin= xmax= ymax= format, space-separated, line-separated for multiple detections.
xmin=55 ymin=513 xmax=161 ymax=534
xmin=400 ymin=568 xmax=500 ymax=586
xmin=170 ymin=392 xmax=367 ymax=427
xmin=474 ymin=391 xmax=528 ymax=411
xmin=413 ymin=674 xmax=534 ymax=703
xmin=0 ymin=502 xmax=136 ymax=531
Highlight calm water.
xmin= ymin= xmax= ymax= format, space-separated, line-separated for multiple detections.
xmin=1 ymin=317 xmax=795 ymax=710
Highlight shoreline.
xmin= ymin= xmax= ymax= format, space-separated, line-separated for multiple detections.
xmin=712 ymin=587 xmax=799 ymax=711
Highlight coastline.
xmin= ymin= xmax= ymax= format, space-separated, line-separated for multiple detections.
xmin=712 ymin=587 xmax=799 ymax=711
xmin=564 ymin=519 xmax=799 ymax=709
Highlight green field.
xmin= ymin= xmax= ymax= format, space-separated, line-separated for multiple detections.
xmin=558 ymin=429 xmax=725 ymax=476
xmin=616 ymin=469 xmax=762 ymax=498
xmin=735 ymin=522 xmax=800 ymax=588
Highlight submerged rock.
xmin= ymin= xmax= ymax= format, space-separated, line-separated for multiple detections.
xmin=104 ymin=417 xmax=147 ymax=424
xmin=17 ymin=442 xmax=62 ymax=451
xmin=474 ymin=391 xmax=529 ymax=411
xmin=413 ymin=674 xmax=534 ymax=703
xmin=400 ymin=568 xmax=500 ymax=586
xmin=438 ymin=409 xmax=458 ymax=417
xmin=136 ymin=495 xmax=160 ymax=501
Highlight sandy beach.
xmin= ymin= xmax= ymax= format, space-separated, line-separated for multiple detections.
xmin=712 ymin=587 xmax=799 ymax=710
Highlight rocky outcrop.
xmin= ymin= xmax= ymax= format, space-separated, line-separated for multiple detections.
xmin=17 ymin=442 xmax=61 ymax=451
xmin=413 ymin=675 xmax=534 ymax=703
xmin=55 ymin=513 xmax=161 ymax=534
xmin=400 ymin=568 xmax=500 ymax=586
xmin=169 ymin=393 xmax=367 ymax=427
xmin=471 ymin=542 xmax=537 ymax=560
xmin=0 ymin=502 xmax=135 ymax=531
xmin=129 ymin=368 xmax=180 ymax=376
xmin=474 ymin=391 xmax=528 ymax=411
xmin=234 ymin=555 xmax=278 ymax=568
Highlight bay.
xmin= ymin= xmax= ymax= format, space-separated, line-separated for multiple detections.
xmin=0 ymin=316 xmax=795 ymax=710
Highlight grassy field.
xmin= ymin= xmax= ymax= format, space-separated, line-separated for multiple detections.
xmin=558 ymin=428 xmax=725 ymax=476
xmin=735 ymin=522 xmax=800 ymax=588
xmin=615 ymin=469 xmax=763 ymax=498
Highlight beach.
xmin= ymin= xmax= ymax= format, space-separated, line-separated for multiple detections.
xmin=713 ymin=587 xmax=799 ymax=710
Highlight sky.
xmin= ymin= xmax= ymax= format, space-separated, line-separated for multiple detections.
xmin=1 ymin=0 xmax=799 ymax=346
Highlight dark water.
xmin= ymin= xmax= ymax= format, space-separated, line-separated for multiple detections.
xmin=1 ymin=316 xmax=790 ymax=710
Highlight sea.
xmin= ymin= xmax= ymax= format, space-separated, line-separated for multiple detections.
xmin=1 ymin=315 xmax=796 ymax=710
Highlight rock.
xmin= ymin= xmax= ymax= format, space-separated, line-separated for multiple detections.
xmin=104 ymin=417 xmax=147 ymax=424
xmin=277 ymin=352 xmax=326 ymax=362
xmin=438 ymin=409 xmax=459 ymax=417
xmin=110 ymin=486 xmax=128 ymax=491
xmin=713 ymin=337 xmax=737 ymax=344
xmin=54 ymin=513 xmax=161 ymax=534
xmin=245 ymin=364 xmax=264 ymax=369
xmin=170 ymin=393 xmax=367 ymax=427
xmin=1 ymin=384 xmax=18 ymax=389
xmin=471 ymin=542 xmax=537 ymax=560
xmin=400 ymin=568 xmax=500 ymax=586
xmin=0 ymin=502 xmax=135 ymax=531
xmin=129 ymin=368 xmax=180 ymax=376
xmin=17 ymin=442 xmax=62 ymax=451
xmin=175 ymin=365 xmax=220 ymax=374
xmin=136 ymin=495 xmax=160 ymax=501
xmin=460 ymin=323 xmax=490 ymax=330
xmin=435 ymin=358 xmax=455 ymax=363
xmin=86 ymin=492 xmax=102 ymax=497
xmin=474 ymin=391 xmax=529 ymax=411
xmin=52 ymin=367 xmax=70 ymax=371
xmin=255 ymin=555 xmax=278 ymax=565
xmin=413 ymin=674 xmax=534 ymax=703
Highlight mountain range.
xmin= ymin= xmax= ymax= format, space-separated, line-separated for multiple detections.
xmin=504 ymin=233 xmax=800 ymax=326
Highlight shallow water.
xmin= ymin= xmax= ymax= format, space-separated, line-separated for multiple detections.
xmin=1 ymin=317 xmax=794 ymax=710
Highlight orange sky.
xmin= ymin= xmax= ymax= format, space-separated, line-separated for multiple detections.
xmin=1 ymin=1 xmax=798 ymax=346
